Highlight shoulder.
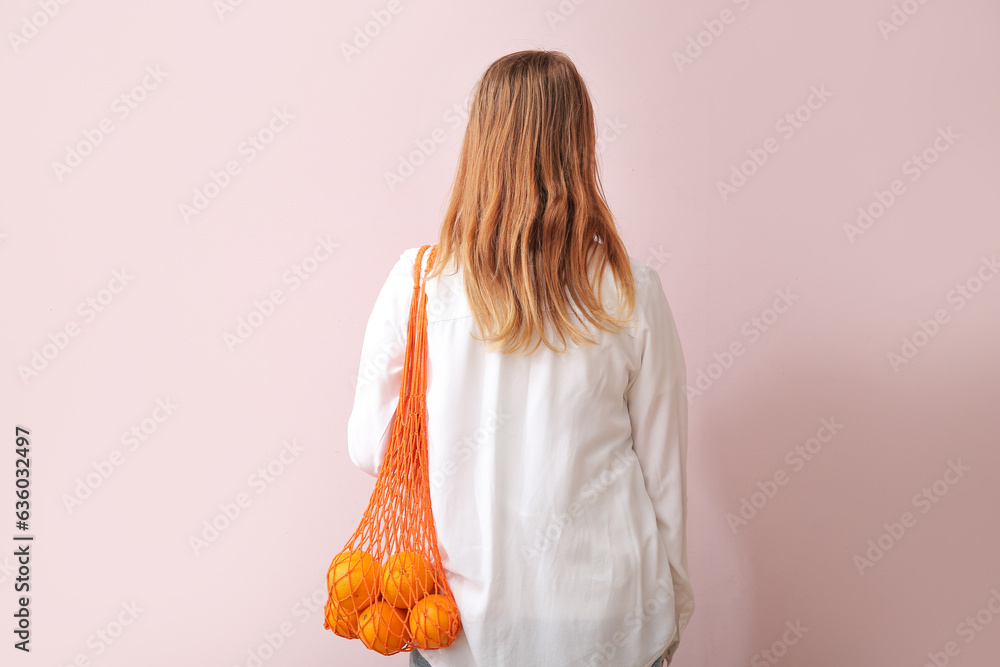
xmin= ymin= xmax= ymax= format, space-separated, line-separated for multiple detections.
xmin=626 ymin=255 xmax=664 ymax=295
xmin=623 ymin=254 xmax=678 ymax=334
xmin=396 ymin=246 xmax=421 ymax=269
xmin=379 ymin=246 xmax=443 ymax=307
xmin=621 ymin=255 xmax=667 ymax=321
xmin=379 ymin=247 xmax=423 ymax=288
xmin=392 ymin=246 xmax=432 ymax=276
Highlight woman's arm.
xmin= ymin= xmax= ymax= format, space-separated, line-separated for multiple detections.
xmin=346 ymin=249 xmax=414 ymax=477
xmin=625 ymin=265 xmax=695 ymax=664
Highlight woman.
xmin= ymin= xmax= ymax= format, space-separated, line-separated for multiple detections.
xmin=348 ymin=50 xmax=694 ymax=667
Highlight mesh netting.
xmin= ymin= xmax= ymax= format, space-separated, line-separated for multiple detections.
xmin=324 ymin=244 xmax=462 ymax=655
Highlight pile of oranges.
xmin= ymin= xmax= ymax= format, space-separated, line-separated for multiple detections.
xmin=324 ymin=550 xmax=461 ymax=655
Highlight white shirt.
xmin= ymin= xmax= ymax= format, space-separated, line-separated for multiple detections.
xmin=348 ymin=246 xmax=694 ymax=667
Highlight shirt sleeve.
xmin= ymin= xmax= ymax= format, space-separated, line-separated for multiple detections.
xmin=624 ymin=265 xmax=695 ymax=663
xmin=346 ymin=248 xmax=417 ymax=478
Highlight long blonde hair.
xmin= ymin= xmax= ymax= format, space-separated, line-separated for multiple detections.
xmin=426 ymin=49 xmax=636 ymax=355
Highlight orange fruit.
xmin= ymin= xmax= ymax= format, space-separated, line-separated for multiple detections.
xmin=408 ymin=594 xmax=461 ymax=649
xmin=325 ymin=597 xmax=360 ymax=639
xmin=381 ymin=552 xmax=436 ymax=609
xmin=328 ymin=550 xmax=380 ymax=613
xmin=358 ymin=601 xmax=410 ymax=655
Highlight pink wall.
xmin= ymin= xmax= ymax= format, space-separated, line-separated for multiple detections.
xmin=3 ymin=1 xmax=999 ymax=665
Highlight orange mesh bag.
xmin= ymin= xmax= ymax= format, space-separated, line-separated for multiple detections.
xmin=324 ymin=244 xmax=462 ymax=656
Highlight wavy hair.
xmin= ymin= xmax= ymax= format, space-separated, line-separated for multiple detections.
xmin=426 ymin=49 xmax=635 ymax=355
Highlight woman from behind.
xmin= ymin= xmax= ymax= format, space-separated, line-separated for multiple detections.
xmin=348 ymin=49 xmax=695 ymax=667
